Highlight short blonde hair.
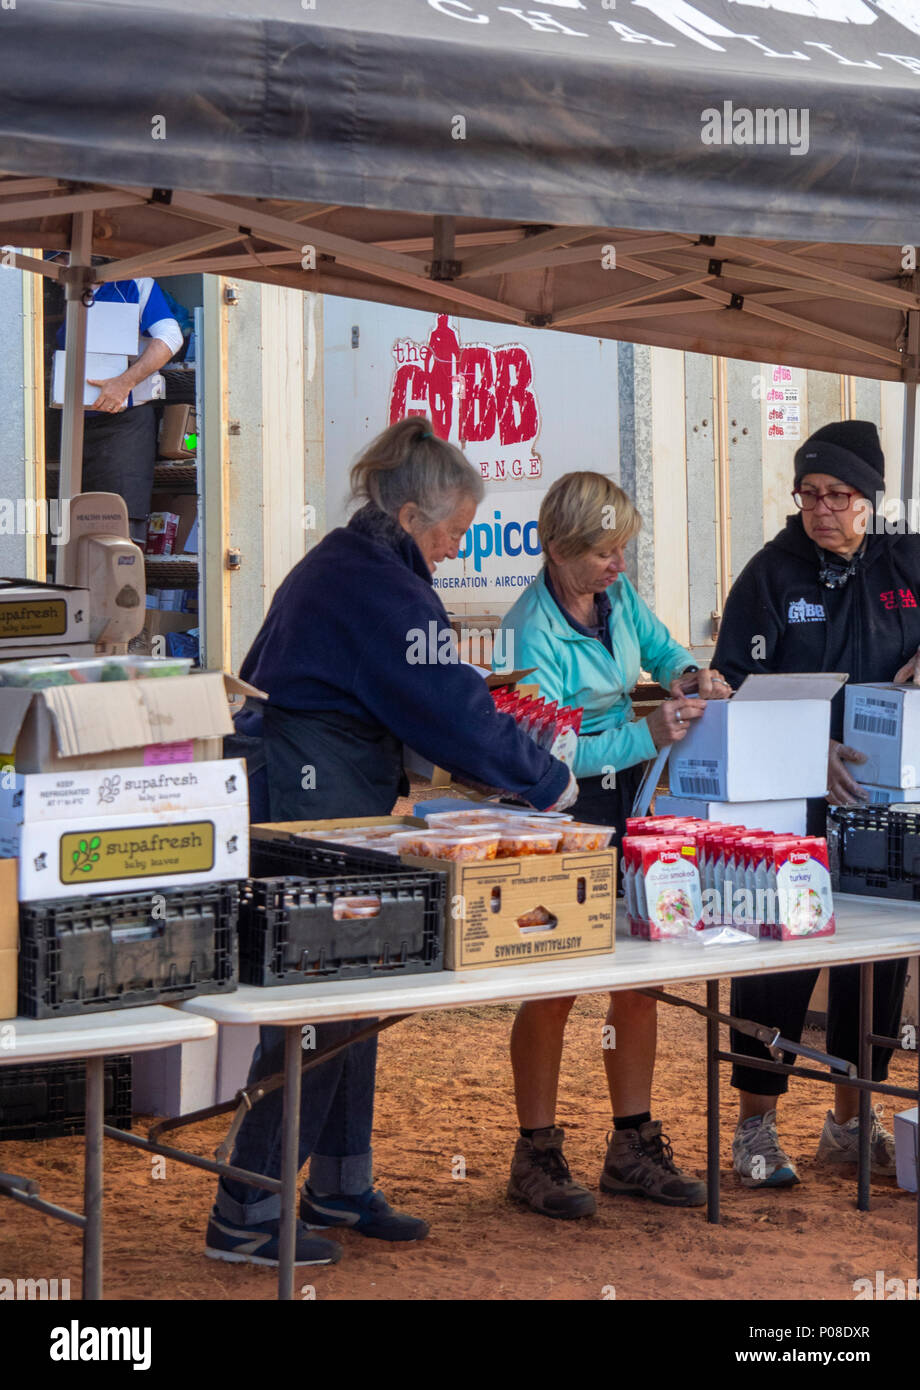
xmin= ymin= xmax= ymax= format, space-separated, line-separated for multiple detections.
xmin=350 ymin=416 xmax=483 ymax=524
xmin=538 ymin=472 xmax=641 ymax=562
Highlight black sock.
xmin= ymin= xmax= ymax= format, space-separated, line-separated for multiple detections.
xmin=614 ymin=1111 xmax=651 ymax=1132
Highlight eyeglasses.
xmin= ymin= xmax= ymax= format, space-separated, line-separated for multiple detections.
xmin=792 ymin=488 xmax=858 ymax=512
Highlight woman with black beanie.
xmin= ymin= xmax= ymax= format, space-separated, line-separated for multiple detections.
xmin=712 ymin=418 xmax=920 ymax=1191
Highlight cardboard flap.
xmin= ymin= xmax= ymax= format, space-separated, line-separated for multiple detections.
xmin=223 ymin=674 xmax=267 ymax=700
xmin=41 ymin=671 xmax=235 ymax=757
xmin=732 ymin=672 xmax=847 ymax=704
xmin=485 ymin=667 xmax=536 ymax=690
xmin=0 ymin=689 xmax=38 ymax=752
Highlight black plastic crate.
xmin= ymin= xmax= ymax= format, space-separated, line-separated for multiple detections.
xmin=18 ymin=882 xmax=240 ymax=1019
xmin=239 ymin=869 xmax=445 ymax=984
xmin=827 ymin=806 xmax=920 ymax=900
xmin=0 ymin=1055 xmax=132 ymax=1142
xmin=249 ymin=833 xmax=410 ymax=880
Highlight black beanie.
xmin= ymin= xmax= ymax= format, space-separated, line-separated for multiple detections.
xmin=793 ymin=420 xmax=885 ymax=500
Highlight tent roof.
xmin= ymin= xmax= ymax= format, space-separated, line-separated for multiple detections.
xmin=1 ymin=0 xmax=919 ymax=380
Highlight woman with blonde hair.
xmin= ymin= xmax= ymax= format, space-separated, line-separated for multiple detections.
xmin=497 ymin=470 xmax=730 ymax=1220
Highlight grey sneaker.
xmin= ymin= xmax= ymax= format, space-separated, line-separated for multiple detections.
xmin=600 ymin=1120 xmax=706 ymax=1206
xmin=507 ymin=1126 xmax=597 ymax=1219
xmin=732 ymin=1109 xmax=800 ymax=1188
xmin=815 ymin=1107 xmax=898 ymax=1175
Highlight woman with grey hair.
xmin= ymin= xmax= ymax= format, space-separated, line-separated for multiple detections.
xmin=207 ymin=416 xmax=576 ymax=1270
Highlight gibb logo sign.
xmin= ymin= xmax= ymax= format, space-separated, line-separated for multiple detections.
xmin=388 ymin=315 xmax=542 ymax=481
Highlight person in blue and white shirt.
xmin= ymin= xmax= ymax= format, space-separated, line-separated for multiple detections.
xmin=56 ymin=272 xmax=183 ymax=541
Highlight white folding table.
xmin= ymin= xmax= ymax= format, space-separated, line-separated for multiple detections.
xmin=161 ymin=896 xmax=920 ymax=1300
xmin=0 ymin=1007 xmax=217 ymax=1299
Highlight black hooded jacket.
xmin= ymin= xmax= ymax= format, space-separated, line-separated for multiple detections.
xmin=713 ymin=514 xmax=920 ymax=741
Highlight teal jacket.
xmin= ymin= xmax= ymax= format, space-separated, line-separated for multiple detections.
xmin=496 ymin=568 xmax=694 ymax=778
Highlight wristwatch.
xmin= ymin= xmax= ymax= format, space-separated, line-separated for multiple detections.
xmin=680 ymin=665 xmax=700 ymax=676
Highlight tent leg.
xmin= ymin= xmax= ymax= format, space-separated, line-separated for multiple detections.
xmin=901 ymin=310 xmax=919 ymax=513
xmin=55 ymin=210 xmax=94 ymax=582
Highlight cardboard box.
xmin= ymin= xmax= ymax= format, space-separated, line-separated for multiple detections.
xmin=0 ymin=859 xmax=17 ymax=1020
xmin=894 ymin=1107 xmax=918 ymax=1194
xmin=0 ymin=643 xmax=97 ymax=663
xmin=146 ymin=512 xmax=180 ymax=556
xmin=132 ymin=1035 xmax=218 ymax=1118
xmin=253 ymin=818 xmax=616 ymax=971
xmin=654 ymin=794 xmax=808 ymax=835
xmin=856 ymin=784 xmax=920 ymax=805
xmin=51 ymin=350 xmax=129 ymax=407
xmin=0 ymin=581 xmax=90 ymax=647
xmin=158 ymin=404 xmax=197 ymax=460
xmin=216 ymin=1024 xmax=260 ymax=1104
xmin=9 ymin=802 xmax=248 ymax=902
xmin=85 ymin=300 xmax=140 ymax=356
xmin=0 ymin=758 xmax=246 ymax=827
xmin=844 ymin=684 xmax=920 ymax=789
xmin=150 ymin=495 xmax=199 ymax=554
xmin=669 ymin=673 xmax=844 ymax=803
xmin=133 ymin=610 xmax=199 ymax=658
xmin=0 ymin=671 xmax=260 ymax=773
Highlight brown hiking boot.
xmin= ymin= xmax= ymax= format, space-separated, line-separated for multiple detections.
xmin=600 ymin=1120 xmax=706 ymax=1207
xmin=507 ymin=1126 xmax=597 ymax=1219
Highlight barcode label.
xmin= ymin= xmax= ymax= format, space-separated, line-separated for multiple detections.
xmin=678 ymin=776 xmax=721 ymax=796
xmin=853 ymin=712 xmax=898 ymax=738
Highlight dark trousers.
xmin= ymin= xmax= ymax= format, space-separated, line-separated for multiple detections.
xmin=81 ymin=403 xmax=158 ymax=539
xmin=730 ymin=959 xmax=909 ymax=1095
xmin=572 ymin=763 xmax=644 ymax=892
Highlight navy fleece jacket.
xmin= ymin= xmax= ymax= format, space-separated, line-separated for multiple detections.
xmin=239 ymin=505 xmax=569 ymax=810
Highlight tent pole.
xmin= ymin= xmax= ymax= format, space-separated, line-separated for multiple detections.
xmin=55 ymin=210 xmax=93 ymax=583
xmin=901 ymin=310 xmax=920 ymax=512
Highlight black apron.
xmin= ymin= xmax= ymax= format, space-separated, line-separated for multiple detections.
xmin=81 ymin=403 xmax=158 ymax=522
xmin=227 ymin=702 xmax=408 ymax=823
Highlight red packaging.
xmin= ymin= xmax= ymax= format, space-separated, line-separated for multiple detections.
xmin=770 ymin=837 xmax=835 ymax=940
xmin=639 ymin=836 xmax=703 ymax=939
xmin=146 ymin=511 xmax=180 ymax=555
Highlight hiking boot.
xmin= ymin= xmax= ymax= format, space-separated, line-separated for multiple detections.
xmin=300 ymin=1185 xmax=429 ymax=1242
xmin=732 ymin=1109 xmax=800 ymax=1189
xmin=600 ymin=1120 xmax=706 ymax=1206
xmin=507 ymin=1126 xmax=597 ymax=1219
xmin=816 ymin=1107 xmax=898 ymax=1176
xmin=205 ymin=1210 xmax=342 ymax=1267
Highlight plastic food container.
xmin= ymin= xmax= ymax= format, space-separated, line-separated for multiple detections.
xmin=132 ymin=657 xmax=194 ymax=679
xmin=97 ymin=656 xmax=138 ymax=681
xmin=424 ymin=808 xmax=519 ymax=827
xmin=554 ymin=823 xmax=615 ymax=852
xmin=332 ymin=895 xmax=382 ymax=921
xmin=0 ymin=657 xmax=103 ymax=687
xmin=496 ymin=827 xmax=562 ymax=857
xmin=393 ymin=829 xmax=500 ymax=862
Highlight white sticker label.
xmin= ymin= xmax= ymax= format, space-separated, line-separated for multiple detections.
xmin=851 ymin=695 xmax=899 ymax=739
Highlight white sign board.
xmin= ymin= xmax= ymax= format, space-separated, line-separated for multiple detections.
xmin=324 ymin=300 xmax=620 ymax=606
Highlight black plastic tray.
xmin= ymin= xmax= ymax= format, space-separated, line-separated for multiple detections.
xmin=0 ymin=1055 xmax=132 ymax=1141
xmin=18 ymin=882 xmax=240 ymax=1019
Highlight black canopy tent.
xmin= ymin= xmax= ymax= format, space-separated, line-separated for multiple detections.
xmin=1 ymin=0 xmax=920 ymax=536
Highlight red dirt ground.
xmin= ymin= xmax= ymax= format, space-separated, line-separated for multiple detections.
xmin=1 ymin=981 xmax=916 ymax=1302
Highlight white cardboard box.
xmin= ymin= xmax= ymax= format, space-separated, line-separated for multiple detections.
xmin=85 ymin=300 xmax=140 ymax=356
xmin=8 ymin=802 xmax=248 ymax=901
xmin=669 ymin=673 xmax=844 ymax=803
xmin=51 ymin=350 xmax=129 ymax=407
xmin=0 ymin=757 xmax=247 ymax=826
xmin=132 ymin=1035 xmax=218 ymax=1118
xmin=0 ymin=582 xmax=90 ymax=648
xmin=844 ymin=684 xmax=920 ymax=789
xmin=856 ymin=784 xmax=920 ymax=806
xmin=894 ymin=1106 xmax=918 ymax=1193
xmin=654 ymin=794 xmax=808 ymax=835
